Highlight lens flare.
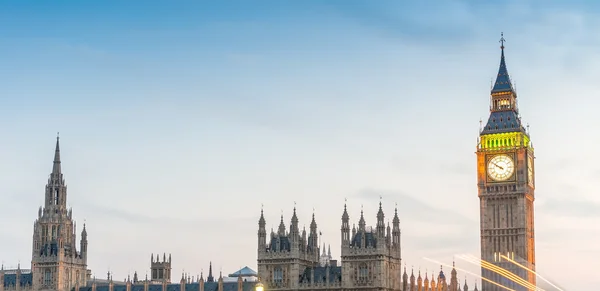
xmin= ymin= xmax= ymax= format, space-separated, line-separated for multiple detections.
xmin=499 ymin=255 xmax=564 ymax=291
xmin=457 ymin=254 xmax=542 ymax=291
xmin=423 ymin=257 xmax=516 ymax=291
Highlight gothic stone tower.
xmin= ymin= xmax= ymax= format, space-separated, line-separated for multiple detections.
xmin=31 ymin=136 xmax=89 ymax=291
xmin=476 ymin=36 xmax=536 ymax=291
xmin=340 ymin=202 xmax=402 ymax=290
xmin=150 ymin=253 xmax=172 ymax=283
xmin=256 ymin=207 xmax=320 ymax=290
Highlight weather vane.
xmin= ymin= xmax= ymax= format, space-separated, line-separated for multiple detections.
xmin=500 ymin=32 xmax=506 ymax=49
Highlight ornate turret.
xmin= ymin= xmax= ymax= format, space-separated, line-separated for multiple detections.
xmin=258 ymin=207 xmax=267 ymax=250
xmin=309 ymin=212 xmax=318 ymax=254
xmin=402 ymin=267 xmax=408 ymax=291
xmin=450 ymin=261 xmax=458 ymax=291
xmin=341 ymin=202 xmax=350 ymax=245
xmin=80 ymin=223 xmax=88 ymax=259
xmin=376 ymin=200 xmax=385 ymax=237
xmin=290 ymin=206 xmax=299 ymax=242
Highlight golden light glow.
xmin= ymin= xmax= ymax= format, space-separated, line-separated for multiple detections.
xmin=461 ymin=254 xmax=538 ymax=290
xmin=423 ymin=257 xmax=515 ymax=291
xmin=255 ymin=282 xmax=264 ymax=291
xmin=458 ymin=255 xmax=542 ymax=291
xmin=479 ymin=132 xmax=531 ymax=150
xmin=500 ymin=255 xmax=564 ymax=291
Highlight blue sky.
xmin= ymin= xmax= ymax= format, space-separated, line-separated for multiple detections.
xmin=1 ymin=0 xmax=598 ymax=289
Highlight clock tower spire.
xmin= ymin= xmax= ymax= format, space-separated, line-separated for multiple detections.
xmin=476 ymin=34 xmax=537 ymax=291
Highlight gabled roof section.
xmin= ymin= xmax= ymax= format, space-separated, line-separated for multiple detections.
xmin=228 ymin=267 xmax=257 ymax=278
xmin=491 ymin=34 xmax=514 ymax=94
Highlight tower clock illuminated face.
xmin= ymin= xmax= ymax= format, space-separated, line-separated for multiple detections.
xmin=487 ymin=154 xmax=515 ymax=181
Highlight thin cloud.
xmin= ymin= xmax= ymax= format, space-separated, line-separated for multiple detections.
xmin=80 ymin=201 xmax=254 ymax=228
xmin=539 ymin=197 xmax=600 ymax=218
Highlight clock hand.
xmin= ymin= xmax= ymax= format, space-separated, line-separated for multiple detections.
xmin=492 ymin=162 xmax=504 ymax=170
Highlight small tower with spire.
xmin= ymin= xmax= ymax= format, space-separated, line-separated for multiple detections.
xmin=341 ymin=201 xmax=350 ymax=246
xmin=258 ymin=206 xmax=267 ymax=251
xmin=449 ymin=262 xmax=458 ymax=291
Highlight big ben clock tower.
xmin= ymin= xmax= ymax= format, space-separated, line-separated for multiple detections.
xmin=476 ymin=35 xmax=536 ymax=291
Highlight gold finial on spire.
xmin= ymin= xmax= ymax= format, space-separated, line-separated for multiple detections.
xmin=499 ymin=32 xmax=506 ymax=50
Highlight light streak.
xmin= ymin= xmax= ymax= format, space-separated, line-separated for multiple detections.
xmin=422 ymin=257 xmax=516 ymax=291
xmin=457 ymin=254 xmax=542 ymax=291
xmin=460 ymin=254 xmax=541 ymax=291
xmin=499 ymin=255 xmax=565 ymax=291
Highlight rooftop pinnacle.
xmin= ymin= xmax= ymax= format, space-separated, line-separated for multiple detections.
xmin=52 ymin=133 xmax=61 ymax=175
xmin=491 ymin=32 xmax=514 ymax=94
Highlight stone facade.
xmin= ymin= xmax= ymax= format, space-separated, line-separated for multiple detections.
xmin=257 ymin=203 xmax=475 ymax=291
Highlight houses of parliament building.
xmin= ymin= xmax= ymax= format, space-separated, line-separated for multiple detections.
xmin=1 ymin=35 xmax=536 ymax=291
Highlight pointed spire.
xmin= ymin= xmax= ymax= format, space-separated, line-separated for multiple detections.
xmin=377 ymin=197 xmax=385 ymax=223
xmin=258 ymin=204 xmax=266 ymax=227
xmin=491 ymin=32 xmax=514 ymax=94
xmin=393 ymin=203 xmax=400 ymax=225
xmin=277 ymin=214 xmax=286 ymax=235
xmin=342 ymin=200 xmax=349 ymax=222
xmin=82 ymin=222 xmax=87 ymax=238
xmin=52 ymin=133 xmax=61 ymax=175
xmin=310 ymin=211 xmax=317 ymax=231
xmin=327 ymin=244 xmax=331 ymax=257
xmin=358 ymin=207 xmax=366 ymax=231
xmin=291 ymin=203 xmax=298 ymax=225
xmin=207 ymin=261 xmax=214 ymax=282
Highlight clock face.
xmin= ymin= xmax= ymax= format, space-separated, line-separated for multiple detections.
xmin=528 ymin=155 xmax=534 ymax=185
xmin=487 ymin=154 xmax=515 ymax=181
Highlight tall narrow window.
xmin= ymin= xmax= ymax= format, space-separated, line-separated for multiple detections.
xmin=273 ymin=267 xmax=283 ymax=283
xmin=55 ymin=189 xmax=60 ymax=205
xmin=44 ymin=269 xmax=52 ymax=286
xmin=358 ymin=264 xmax=368 ymax=281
